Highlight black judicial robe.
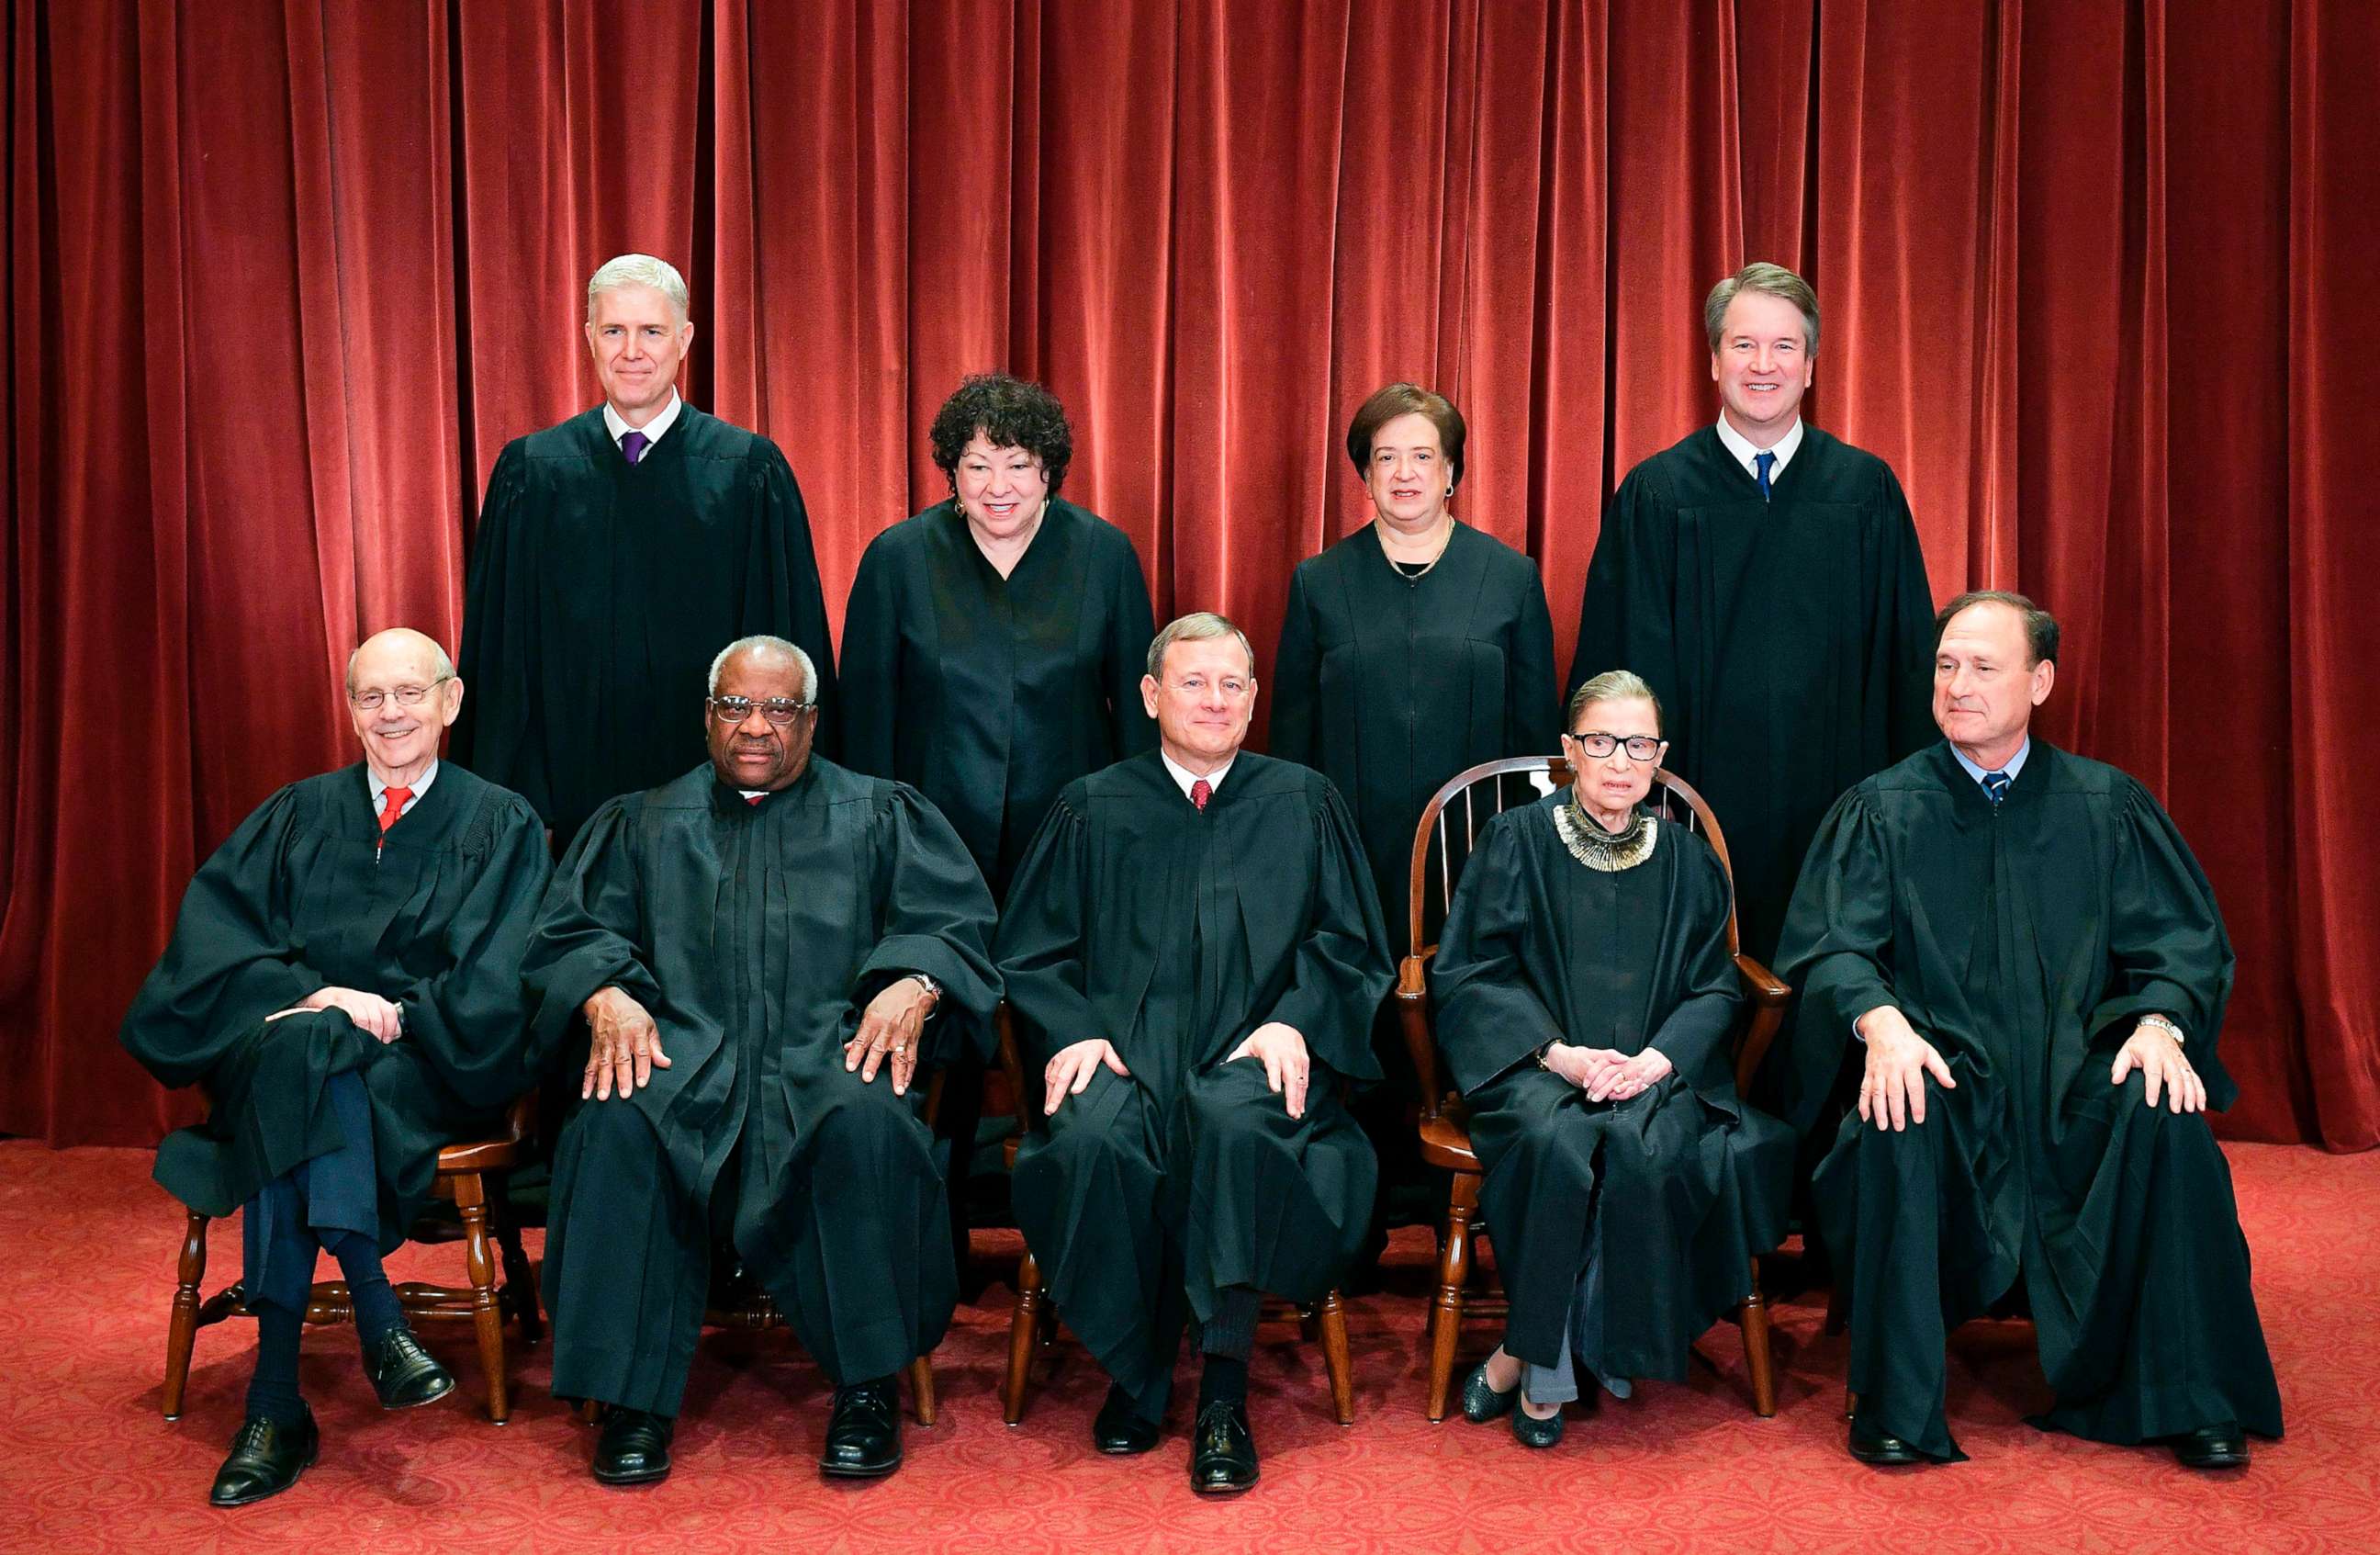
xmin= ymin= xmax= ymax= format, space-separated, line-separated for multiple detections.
xmin=997 ymin=751 xmax=1393 ymax=1412
xmin=1566 ymin=425 xmax=1935 ymax=963
xmin=840 ymin=497 xmax=1156 ymax=901
xmin=522 ymin=759 xmax=999 ymax=1388
xmin=120 ymin=764 xmax=550 ymax=1245
xmin=1775 ymin=741 xmax=2283 ymax=1459
xmin=453 ymin=405 xmax=839 ymax=850
xmin=1431 ymin=797 xmax=1791 ymax=1380
xmin=1273 ymin=522 xmax=1558 ymax=944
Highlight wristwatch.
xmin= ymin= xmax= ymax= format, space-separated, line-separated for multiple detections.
xmin=906 ymin=972 xmax=942 ymax=1010
xmin=2137 ymin=1011 xmax=2185 ymax=1047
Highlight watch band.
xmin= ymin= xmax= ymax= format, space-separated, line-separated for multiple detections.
xmin=2138 ymin=1011 xmax=2185 ymax=1046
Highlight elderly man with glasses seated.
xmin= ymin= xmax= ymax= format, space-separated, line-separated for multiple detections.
xmin=122 ymin=628 xmax=553 ymax=1505
xmin=523 ymin=635 xmax=999 ymax=1487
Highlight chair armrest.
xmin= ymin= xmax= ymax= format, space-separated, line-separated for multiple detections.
xmin=1730 ymin=954 xmax=1791 ymax=1098
xmin=1397 ymin=952 xmax=1444 ymax=1121
xmin=1734 ymin=952 xmax=1789 ymax=1006
xmin=994 ymin=1002 xmax=1028 ymax=1145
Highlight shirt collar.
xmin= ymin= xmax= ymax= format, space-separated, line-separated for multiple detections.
xmin=604 ymin=389 xmax=684 ymax=449
xmin=367 ymin=760 xmax=437 ymax=808
xmin=1714 ymin=414 xmax=1804 ymax=482
xmin=1159 ymin=748 xmax=1234 ymax=801
xmin=1948 ymin=736 xmax=2029 ymax=789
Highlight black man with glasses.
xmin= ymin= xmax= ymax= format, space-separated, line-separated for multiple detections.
xmin=122 ymin=628 xmax=553 ymax=1505
xmin=1431 ymin=669 xmax=1791 ymax=1451
xmin=524 ymin=635 xmax=998 ymax=1487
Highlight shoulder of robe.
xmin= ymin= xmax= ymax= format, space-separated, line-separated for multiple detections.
xmin=678 ymin=407 xmax=784 ymax=470
xmin=1659 ymin=815 xmax=1729 ymax=879
xmin=440 ymin=767 xmax=545 ymax=852
xmin=1460 ymin=523 xmax=1542 ymax=581
xmin=635 ymin=764 xmax=718 ymax=812
xmin=1800 ymin=427 xmax=1905 ymax=502
xmin=1230 ymin=751 xmax=1331 ymax=806
xmin=859 ymin=508 xmax=939 ymax=564
xmin=1061 ymin=501 xmax=1142 ymax=561
xmin=511 ymin=409 xmax=606 ymax=461
xmin=798 ymin=756 xmax=902 ymax=809
xmin=1614 ymin=430 xmax=1707 ymax=511
xmin=2030 ymin=743 xmax=2143 ymax=802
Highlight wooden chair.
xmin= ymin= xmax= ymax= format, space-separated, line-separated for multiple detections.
xmin=1398 ymin=757 xmax=1791 ymax=1421
xmin=692 ymin=1066 xmax=949 ymax=1427
xmin=992 ymin=1006 xmax=1357 ymax=1427
xmin=162 ymin=1093 xmax=543 ymax=1425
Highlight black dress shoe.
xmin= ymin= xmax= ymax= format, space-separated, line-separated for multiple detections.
xmin=361 ymin=1327 xmax=455 ymax=1411
xmin=1511 ymin=1399 xmax=1565 ymax=1448
xmin=209 ymin=1405 xmax=320 ymax=1507
xmin=820 ymin=1376 xmax=904 ymax=1478
xmin=1094 ymin=1384 xmax=1162 ymax=1455
xmin=1189 ymin=1400 xmax=1259 ymax=1495
xmin=1847 ymin=1416 xmax=1925 ymax=1466
xmin=1461 ymin=1360 xmax=1520 ymax=1424
xmin=2172 ymin=1423 xmax=2249 ymax=1470
xmin=592 ymin=1407 xmax=675 ymax=1486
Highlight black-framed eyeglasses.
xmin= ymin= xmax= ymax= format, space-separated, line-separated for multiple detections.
xmin=349 ymin=674 xmax=453 ymax=712
xmin=708 ymin=695 xmax=814 ymax=726
xmin=1565 ymin=729 xmax=1664 ymax=761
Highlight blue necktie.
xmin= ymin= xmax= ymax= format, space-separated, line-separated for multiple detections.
xmin=1982 ymin=770 xmax=2011 ymax=805
xmin=621 ymin=430 xmax=649 ymax=466
xmin=1754 ymin=449 xmax=1776 ymax=501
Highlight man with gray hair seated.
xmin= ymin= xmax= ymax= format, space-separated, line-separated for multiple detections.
xmin=454 ymin=253 xmax=838 ymax=854
xmin=524 ymin=635 xmax=999 ymax=1486
xmin=122 ymin=628 xmax=552 ymax=1505
xmin=998 ymin=612 xmax=1393 ymax=1494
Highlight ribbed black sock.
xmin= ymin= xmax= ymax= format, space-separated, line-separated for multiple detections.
xmin=320 ymin=1226 xmax=402 ymax=1347
xmin=243 ymin=1304 xmax=307 ymax=1427
xmin=1197 ymin=1355 xmax=1249 ymax=1409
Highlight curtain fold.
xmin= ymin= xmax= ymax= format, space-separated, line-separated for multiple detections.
xmin=4 ymin=0 xmax=2374 ymax=1149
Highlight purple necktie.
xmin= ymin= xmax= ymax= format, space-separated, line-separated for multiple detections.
xmin=621 ymin=430 xmax=649 ymax=466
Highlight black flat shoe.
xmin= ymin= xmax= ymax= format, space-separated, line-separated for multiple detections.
xmin=361 ymin=1327 xmax=455 ymax=1411
xmin=1189 ymin=1399 xmax=1259 ymax=1495
xmin=1094 ymin=1383 xmax=1162 ymax=1455
xmin=1511 ymin=1399 xmax=1565 ymax=1448
xmin=209 ymin=1405 xmax=320 ymax=1507
xmin=820 ymin=1376 xmax=904 ymax=1478
xmin=2172 ymin=1423 xmax=2249 ymax=1470
xmin=1461 ymin=1360 xmax=1520 ymax=1424
xmin=1847 ymin=1416 xmax=1924 ymax=1466
xmin=592 ymin=1407 xmax=675 ymax=1486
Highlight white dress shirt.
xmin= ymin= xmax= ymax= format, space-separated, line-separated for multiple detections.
xmin=1949 ymin=736 xmax=2031 ymax=790
xmin=604 ymin=389 xmax=684 ymax=451
xmin=1160 ymin=749 xmax=1235 ymax=802
xmin=1714 ymin=414 xmax=1805 ymax=485
xmin=368 ymin=760 xmax=436 ymax=820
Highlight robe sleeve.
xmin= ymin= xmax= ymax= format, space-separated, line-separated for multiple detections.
xmin=994 ymin=793 xmax=1095 ymax=1073
xmin=1258 ymin=779 xmax=1392 ymax=1084
xmin=1266 ymin=565 xmax=1321 ymax=766
xmin=119 ymin=786 xmax=328 ymax=1089
xmin=1102 ymin=537 xmax=1160 ymax=757
xmin=519 ymin=795 xmax=663 ymax=1073
xmin=836 ymin=534 xmax=902 ymax=779
xmin=383 ymin=790 xmax=555 ymax=1111
xmin=1771 ymin=785 xmax=1901 ymax=1133
xmin=1646 ymin=834 xmax=1746 ymax=1093
xmin=1568 ymin=472 xmax=1684 ymax=737
xmin=1430 ymin=812 xmax=1563 ymax=1095
xmin=451 ymin=441 xmax=546 ymax=807
xmin=853 ymin=786 xmax=1004 ymax=1064
xmin=2084 ymin=778 xmax=2240 ymax=1107
xmin=1869 ymin=468 xmax=1939 ymax=763
xmin=745 ymin=445 xmax=841 ymax=757
xmin=1507 ymin=558 xmax=1560 ymax=753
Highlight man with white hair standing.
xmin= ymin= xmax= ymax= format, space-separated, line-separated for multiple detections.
xmin=524 ymin=636 xmax=999 ymax=1486
xmin=123 ymin=628 xmax=552 ymax=1505
xmin=454 ymin=254 xmax=838 ymax=852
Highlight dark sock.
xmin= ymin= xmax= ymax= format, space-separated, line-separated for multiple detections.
xmin=1197 ymin=1355 xmax=1249 ymax=1409
xmin=243 ymin=1304 xmax=307 ymax=1427
xmin=320 ymin=1227 xmax=402 ymax=1346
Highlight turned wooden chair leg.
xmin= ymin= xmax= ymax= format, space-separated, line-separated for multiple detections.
xmin=906 ymin=1355 xmax=937 ymax=1426
xmin=1004 ymin=1247 xmax=1044 ymax=1425
xmin=1739 ymin=1256 xmax=1778 ymax=1418
xmin=452 ymin=1171 xmax=510 ymax=1424
xmin=1317 ymin=1289 xmax=1355 ymax=1425
xmin=487 ymin=1172 xmax=542 ymax=1347
xmin=1425 ymin=1173 xmax=1478 ymax=1421
xmin=163 ymin=1210 xmax=211 ymax=1420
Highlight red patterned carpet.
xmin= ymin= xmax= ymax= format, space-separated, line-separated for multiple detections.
xmin=2 ymin=1140 xmax=2373 ymax=1554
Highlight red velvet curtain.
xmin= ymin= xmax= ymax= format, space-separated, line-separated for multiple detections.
xmin=6 ymin=0 xmax=2374 ymax=1149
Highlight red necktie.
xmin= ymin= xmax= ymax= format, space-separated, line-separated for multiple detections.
xmin=747 ymin=794 xmax=766 ymax=806
xmin=376 ymin=785 xmax=412 ymax=834
xmin=1191 ymin=778 xmax=1211 ymax=812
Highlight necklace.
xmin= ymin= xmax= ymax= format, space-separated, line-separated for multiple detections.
xmin=1552 ymin=796 xmax=1657 ymax=872
xmin=1374 ymin=516 xmax=1455 ymax=579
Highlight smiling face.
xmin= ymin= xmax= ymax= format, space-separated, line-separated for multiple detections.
xmin=1140 ymin=632 xmax=1256 ymax=772
xmin=1933 ymin=601 xmax=2054 ymax=764
xmin=1362 ymin=411 xmax=1454 ymax=532
xmin=952 ymin=432 xmax=1052 ymax=544
xmin=584 ymin=282 xmax=693 ymax=425
xmin=705 ymin=646 xmax=816 ymax=793
xmin=346 ymin=630 xmax=462 ymax=785
xmin=1562 ymin=696 xmax=1665 ymax=825
xmin=1710 ymin=288 xmax=1815 ymax=445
